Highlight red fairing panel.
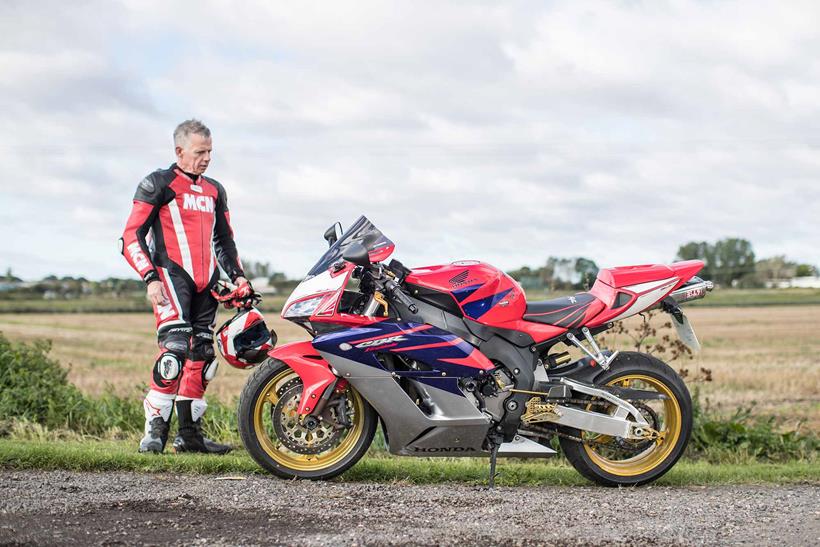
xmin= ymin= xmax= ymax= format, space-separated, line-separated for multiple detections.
xmin=407 ymin=262 xmax=527 ymax=326
xmin=669 ymin=260 xmax=705 ymax=289
xmin=268 ymin=341 xmax=337 ymax=416
xmin=585 ymin=260 xmax=704 ymax=327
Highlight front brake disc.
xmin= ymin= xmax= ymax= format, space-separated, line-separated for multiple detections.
xmin=271 ymin=383 xmax=342 ymax=454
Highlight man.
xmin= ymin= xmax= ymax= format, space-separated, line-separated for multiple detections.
xmin=120 ymin=119 xmax=247 ymax=454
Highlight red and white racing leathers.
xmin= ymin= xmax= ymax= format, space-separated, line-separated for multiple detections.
xmin=120 ymin=164 xmax=244 ymax=405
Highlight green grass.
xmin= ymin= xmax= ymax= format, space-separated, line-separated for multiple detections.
xmin=1 ymin=440 xmax=817 ymax=486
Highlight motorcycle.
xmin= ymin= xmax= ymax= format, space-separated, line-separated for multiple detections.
xmin=235 ymin=216 xmax=713 ymax=486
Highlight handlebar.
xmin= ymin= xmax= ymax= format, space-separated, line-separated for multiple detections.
xmin=383 ymin=279 xmax=418 ymax=314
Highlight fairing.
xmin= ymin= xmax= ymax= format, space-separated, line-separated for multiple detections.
xmin=406 ymin=261 xmax=526 ymax=326
xmin=306 ymin=216 xmax=394 ymax=277
xmin=267 ymin=341 xmax=336 ymax=415
xmin=282 ymin=215 xmax=393 ymax=322
xmin=313 ymin=322 xmax=493 ymax=395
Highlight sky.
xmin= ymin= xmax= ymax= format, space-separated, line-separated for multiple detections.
xmin=1 ymin=1 xmax=818 ymax=281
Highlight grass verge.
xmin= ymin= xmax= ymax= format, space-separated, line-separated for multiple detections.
xmin=1 ymin=440 xmax=817 ymax=486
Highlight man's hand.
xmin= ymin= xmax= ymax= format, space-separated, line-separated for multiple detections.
xmin=234 ymin=276 xmax=248 ymax=286
xmin=147 ymin=280 xmax=169 ymax=307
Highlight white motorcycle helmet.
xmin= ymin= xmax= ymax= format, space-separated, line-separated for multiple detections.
xmin=215 ymin=307 xmax=275 ymax=369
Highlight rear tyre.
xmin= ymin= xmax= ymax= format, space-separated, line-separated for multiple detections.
xmin=559 ymin=352 xmax=692 ymax=487
xmin=238 ymin=358 xmax=377 ymax=480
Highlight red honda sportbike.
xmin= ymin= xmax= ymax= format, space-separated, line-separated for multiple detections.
xmin=236 ymin=217 xmax=713 ymax=486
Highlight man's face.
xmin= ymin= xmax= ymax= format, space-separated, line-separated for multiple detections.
xmin=175 ymin=133 xmax=212 ymax=176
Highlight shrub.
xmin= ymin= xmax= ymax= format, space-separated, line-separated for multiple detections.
xmin=0 ymin=332 xmax=237 ymax=443
xmin=0 ymin=333 xmax=91 ymax=430
xmin=687 ymin=390 xmax=818 ymax=463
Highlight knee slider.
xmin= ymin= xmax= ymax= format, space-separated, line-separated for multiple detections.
xmin=154 ymin=352 xmax=182 ymax=381
xmin=156 ymin=326 xmax=191 ymax=384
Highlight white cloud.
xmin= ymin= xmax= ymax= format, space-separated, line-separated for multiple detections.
xmin=0 ymin=0 xmax=819 ymax=281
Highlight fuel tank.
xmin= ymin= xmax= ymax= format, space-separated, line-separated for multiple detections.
xmin=405 ymin=261 xmax=526 ymax=326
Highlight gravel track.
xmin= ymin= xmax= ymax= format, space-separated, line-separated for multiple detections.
xmin=0 ymin=470 xmax=817 ymax=546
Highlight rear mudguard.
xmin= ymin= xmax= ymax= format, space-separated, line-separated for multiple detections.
xmin=267 ymin=341 xmax=337 ymax=415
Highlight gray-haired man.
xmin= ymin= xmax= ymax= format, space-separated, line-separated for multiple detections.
xmin=120 ymin=119 xmax=248 ymax=454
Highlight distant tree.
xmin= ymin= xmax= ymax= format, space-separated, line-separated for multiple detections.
xmin=574 ymin=257 xmax=599 ymax=290
xmin=3 ymin=268 xmax=22 ymax=283
xmin=506 ymin=266 xmax=533 ymax=281
xmin=509 ymin=257 xmax=599 ymax=291
xmin=676 ymin=238 xmax=755 ymax=286
xmin=755 ymin=256 xmax=797 ymax=282
xmin=676 ymin=241 xmax=715 ymax=280
xmin=713 ymin=238 xmax=755 ymax=286
xmin=796 ymin=264 xmax=818 ymax=277
xmin=241 ymin=260 xmax=273 ymax=279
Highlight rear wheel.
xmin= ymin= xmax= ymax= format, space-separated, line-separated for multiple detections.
xmin=559 ymin=352 xmax=692 ymax=486
xmin=238 ymin=358 xmax=377 ymax=479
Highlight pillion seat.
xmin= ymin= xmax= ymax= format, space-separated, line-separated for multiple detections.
xmin=522 ymin=293 xmax=603 ymax=328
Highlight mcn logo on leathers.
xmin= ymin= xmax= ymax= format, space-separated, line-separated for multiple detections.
xmin=183 ymin=194 xmax=215 ymax=213
xmin=126 ymin=242 xmax=150 ymax=271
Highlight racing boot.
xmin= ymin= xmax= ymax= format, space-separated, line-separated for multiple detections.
xmin=139 ymin=390 xmax=175 ymax=453
xmin=172 ymin=398 xmax=232 ymax=455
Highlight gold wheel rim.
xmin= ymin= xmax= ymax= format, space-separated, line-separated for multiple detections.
xmin=582 ymin=374 xmax=682 ymax=477
xmin=253 ymin=368 xmax=365 ymax=472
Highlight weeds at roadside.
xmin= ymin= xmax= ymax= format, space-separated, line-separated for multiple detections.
xmin=1 ymin=332 xmax=816 ymax=465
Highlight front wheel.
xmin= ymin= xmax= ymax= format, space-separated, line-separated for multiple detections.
xmin=559 ymin=352 xmax=693 ymax=486
xmin=238 ymin=358 xmax=377 ymax=480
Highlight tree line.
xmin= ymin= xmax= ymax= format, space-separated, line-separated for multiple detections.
xmin=3 ymin=237 xmax=817 ymax=299
xmin=676 ymin=238 xmax=817 ymax=288
xmin=507 ymin=238 xmax=817 ymax=291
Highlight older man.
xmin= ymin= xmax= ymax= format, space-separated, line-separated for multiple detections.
xmin=120 ymin=119 xmax=247 ymax=454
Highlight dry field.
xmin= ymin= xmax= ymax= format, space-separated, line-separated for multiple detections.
xmin=1 ymin=306 xmax=818 ymax=431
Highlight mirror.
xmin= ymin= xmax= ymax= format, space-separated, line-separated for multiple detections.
xmin=343 ymin=241 xmax=371 ymax=267
xmin=323 ymin=222 xmax=341 ymax=247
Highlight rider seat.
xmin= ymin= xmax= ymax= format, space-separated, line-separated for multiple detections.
xmin=522 ymin=293 xmax=603 ymax=328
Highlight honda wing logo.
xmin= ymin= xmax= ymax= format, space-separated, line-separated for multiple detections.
xmin=449 ymin=270 xmax=478 ymax=287
xmin=354 ymin=335 xmax=406 ymax=349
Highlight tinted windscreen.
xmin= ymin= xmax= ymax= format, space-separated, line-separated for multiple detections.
xmin=305 ymin=216 xmax=393 ymax=277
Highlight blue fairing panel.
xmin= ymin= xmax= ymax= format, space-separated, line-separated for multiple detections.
xmin=313 ymin=322 xmax=489 ymax=395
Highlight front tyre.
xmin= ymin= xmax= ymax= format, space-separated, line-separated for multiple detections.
xmin=238 ymin=358 xmax=377 ymax=480
xmin=559 ymin=352 xmax=693 ymax=487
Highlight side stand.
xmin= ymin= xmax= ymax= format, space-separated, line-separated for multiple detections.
xmin=488 ymin=442 xmax=500 ymax=489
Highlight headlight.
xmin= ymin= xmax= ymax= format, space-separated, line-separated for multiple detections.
xmin=283 ymin=296 xmax=324 ymax=318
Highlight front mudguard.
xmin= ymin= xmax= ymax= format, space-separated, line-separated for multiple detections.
xmin=267 ymin=341 xmax=337 ymax=415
